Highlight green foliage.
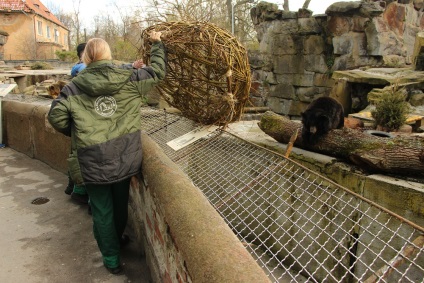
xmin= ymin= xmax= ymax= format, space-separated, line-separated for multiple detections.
xmin=326 ymin=55 xmax=335 ymax=69
xmin=30 ymin=61 xmax=53 ymax=70
xmin=371 ymin=82 xmax=410 ymax=131
xmin=113 ymin=40 xmax=138 ymax=62
xmin=325 ymin=52 xmax=335 ymax=76
xmin=55 ymin=50 xmax=78 ymax=62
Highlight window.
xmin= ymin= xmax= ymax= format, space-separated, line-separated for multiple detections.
xmin=54 ymin=29 xmax=59 ymax=43
xmin=46 ymin=26 xmax=50 ymax=38
xmin=37 ymin=21 xmax=43 ymax=35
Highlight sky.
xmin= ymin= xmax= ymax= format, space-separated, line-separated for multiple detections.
xmin=48 ymin=0 xmax=140 ymax=26
xmin=55 ymin=0 xmax=354 ymax=26
xmin=267 ymin=0 xmax=354 ymax=14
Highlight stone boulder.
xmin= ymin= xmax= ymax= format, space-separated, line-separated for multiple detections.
xmin=326 ymin=0 xmax=385 ymax=17
xmin=344 ymin=117 xmax=364 ymax=129
xmin=409 ymin=91 xmax=424 ymax=106
xmin=325 ymin=1 xmax=362 ymax=15
xmin=251 ymin=2 xmax=280 ymax=25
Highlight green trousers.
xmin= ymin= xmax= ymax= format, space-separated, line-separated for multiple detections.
xmin=85 ymin=178 xmax=130 ymax=268
xmin=73 ymin=184 xmax=87 ymax=195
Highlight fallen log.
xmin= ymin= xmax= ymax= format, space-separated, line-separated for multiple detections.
xmin=258 ymin=111 xmax=424 ymax=177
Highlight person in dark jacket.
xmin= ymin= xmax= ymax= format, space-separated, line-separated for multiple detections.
xmin=48 ymin=32 xmax=166 ymax=274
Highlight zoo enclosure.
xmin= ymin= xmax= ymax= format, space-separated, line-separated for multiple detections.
xmin=3 ymin=92 xmax=423 ymax=283
xmin=141 ymin=107 xmax=424 ymax=283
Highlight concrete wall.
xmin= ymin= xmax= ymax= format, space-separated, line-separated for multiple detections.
xmin=1 ymin=100 xmax=270 ymax=283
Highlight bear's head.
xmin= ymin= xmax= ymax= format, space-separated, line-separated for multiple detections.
xmin=301 ymin=110 xmax=331 ymax=144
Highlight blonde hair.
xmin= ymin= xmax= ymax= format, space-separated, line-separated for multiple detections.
xmin=82 ymin=38 xmax=112 ymax=65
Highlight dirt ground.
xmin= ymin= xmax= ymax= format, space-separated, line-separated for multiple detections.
xmin=0 ymin=147 xmax=152 ymax=283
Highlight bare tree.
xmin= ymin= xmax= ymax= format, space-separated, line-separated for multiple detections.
xmin=49 ymin=0 xmax=259 ymax=59
xmin=302 ymin=0 xmax=312 ymax=9
xmin=71 ymin=0 xmax=83 ymax=45
xmin=139 ymin=0 xmax=256 ymax=46
xmin=282 ymin=0 xmax=312 ymax=11
xmin=49 ymin=0 xmax=83 ymax=49
xmin=89 ymin=8 xmax=142 ymax=62
xmin=232 ymin=1 xmax=256 ymax=44
xmin=283 ymin=0 xmax=289 ymax=11
xmin=45 ymin=1 xmax=74 ymax=50
xmin=142 ymin=0 xmax=223 ymax=23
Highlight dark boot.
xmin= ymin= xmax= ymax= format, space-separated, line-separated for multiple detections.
xmin=71 ymin=192 xmax=89 ymax=204
xmin=104 ymin=264 xmax=123 ymax=275
xmin=64 ymin=175 xmax=74 ymax=195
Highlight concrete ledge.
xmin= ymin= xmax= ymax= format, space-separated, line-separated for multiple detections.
xmin=2 ymin=100 xmax=70 ymax=173
xmin=3 ymin=101 xmax=36 ymax=157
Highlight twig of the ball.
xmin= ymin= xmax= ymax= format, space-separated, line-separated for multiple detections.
xmin=285 ymin=128 xmax=299 ymax=158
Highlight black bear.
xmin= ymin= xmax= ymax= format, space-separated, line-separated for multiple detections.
xmin=301 ymin=97 xmax=344 ymax=144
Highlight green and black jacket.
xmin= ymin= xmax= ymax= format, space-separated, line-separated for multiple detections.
xmin=48 ymin=42 xmax=166 ymax=186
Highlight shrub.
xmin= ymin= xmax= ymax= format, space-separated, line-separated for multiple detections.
xmin=55 ymin=50 xmax=78 ymax=62
xmin=371 ymin=82 xmax=410 ymax=131
xmin=30 ymin=61 xmax=53 ymax=70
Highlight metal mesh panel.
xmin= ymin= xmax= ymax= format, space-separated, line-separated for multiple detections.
xmin=148 ymin=107 xmax=424 ymax=282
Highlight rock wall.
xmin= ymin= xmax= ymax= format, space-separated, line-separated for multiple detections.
xmin=249 ymin=0 xmax=424 ymax=117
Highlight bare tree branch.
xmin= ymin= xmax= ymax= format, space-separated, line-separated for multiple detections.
xmin=283 ymin=0 xmax=289 ymax=11
xmin=302 ymin=0 xmax=311 ymax=9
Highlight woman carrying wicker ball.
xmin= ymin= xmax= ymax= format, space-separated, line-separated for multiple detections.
xmin=48 ymin=31 xmax=166 ymax=275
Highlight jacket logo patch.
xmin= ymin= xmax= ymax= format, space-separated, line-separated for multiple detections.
xmin=95 ymin=96 xmax=117 ymax=117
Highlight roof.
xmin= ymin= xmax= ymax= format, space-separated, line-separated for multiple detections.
xmin=0 ymin=0 xmax=68 ymax=30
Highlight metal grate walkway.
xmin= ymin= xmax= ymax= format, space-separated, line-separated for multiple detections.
xmin=141 ymin=107 xmax=424 ymax=283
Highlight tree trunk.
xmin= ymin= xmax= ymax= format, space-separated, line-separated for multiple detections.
xmin=302 ymin=0 xmax=311 ymax=9
xmin=258 ymin=111 xmax=424 ymax=177
xmin=283 ymin=0 xmax=289 ymax=11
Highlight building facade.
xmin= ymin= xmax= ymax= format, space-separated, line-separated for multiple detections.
xmin=0 ymin=0 xmax=69 ymax=60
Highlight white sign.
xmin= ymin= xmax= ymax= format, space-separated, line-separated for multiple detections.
xmin=167 ymin=125 xmax=219 ymax=151
xmin=0 ymin=84 xmax=17 ymax=97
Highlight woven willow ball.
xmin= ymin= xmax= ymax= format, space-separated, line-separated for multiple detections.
xmin=140 ymin=21 xmax=251 ymax=125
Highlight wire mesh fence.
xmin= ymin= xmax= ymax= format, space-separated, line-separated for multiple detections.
xmin=141 ymin=107 xmax=424 ymax=283
xmin=4 ymin=94 xmax=423 ymax=282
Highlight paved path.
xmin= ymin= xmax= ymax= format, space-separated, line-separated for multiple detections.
xmin=0 ymin=147 xmax=151 ymax=283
